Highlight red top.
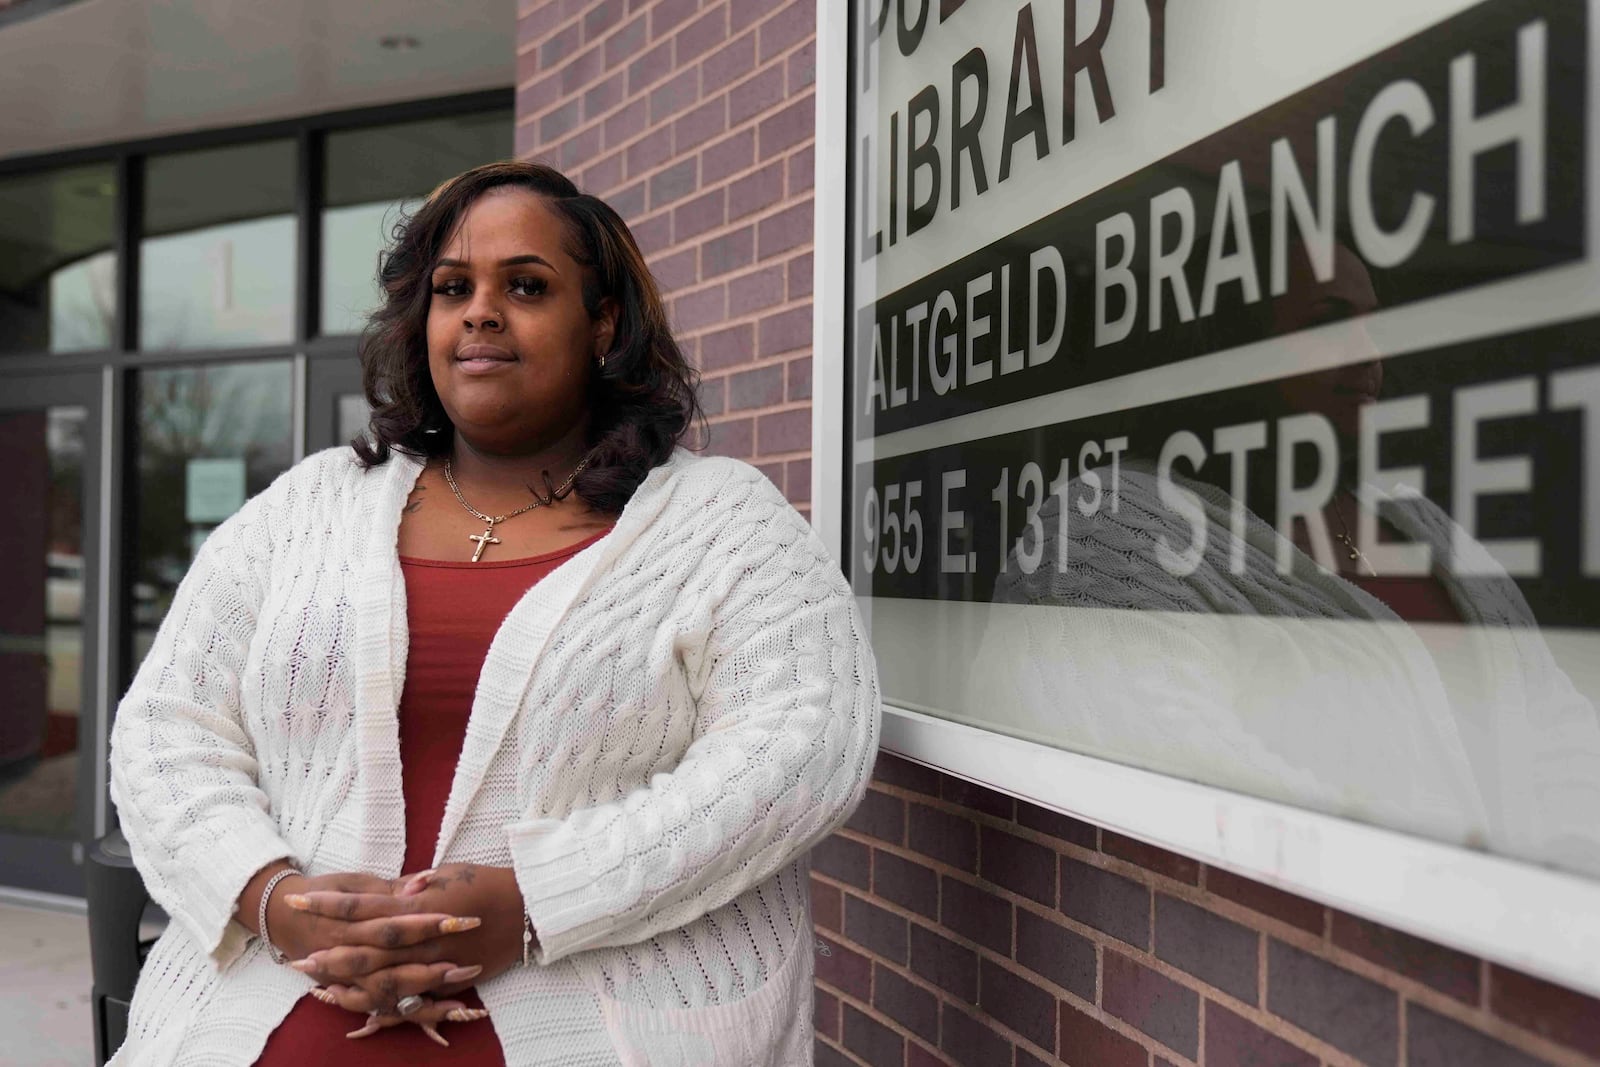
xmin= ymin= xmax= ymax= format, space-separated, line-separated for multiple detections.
xmin=1347 ymin=573 xmax=1465 ymax=624
xmin=253 ymin=529 xmax=609 ymax=1065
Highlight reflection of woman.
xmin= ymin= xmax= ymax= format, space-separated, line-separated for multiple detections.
xmin=109 ymin=162 xmax=879 ymax=1065
xmin=988 ymin=243 xmax=1600 ymax=872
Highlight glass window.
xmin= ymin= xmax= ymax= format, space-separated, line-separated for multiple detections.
xmin=320 ymin=111 xmax=511 ymax=335
xmin=130 ymin=361 xmax=293 ymax=667
xmin=141 ymin=141 xmax=296 ymax=350
xmin=0 ymin=405 xmax=88 ymax=840
xmin=0 ymin=165 xmax=117 ymax=354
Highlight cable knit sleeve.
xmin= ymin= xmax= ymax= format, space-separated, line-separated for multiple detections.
xmin=506 ymin=473 xmax=880 ymax=964
xmin=109 ymin=490 xmax=297 ymax=970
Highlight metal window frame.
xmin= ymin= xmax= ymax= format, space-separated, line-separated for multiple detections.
xmin=808 ymin=3 xmax=1600 ymax=1000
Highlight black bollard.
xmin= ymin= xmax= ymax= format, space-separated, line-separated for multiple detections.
xmin=85 ymin=830 xmax=149 ymax=1066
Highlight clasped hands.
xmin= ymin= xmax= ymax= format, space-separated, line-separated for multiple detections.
xmin=254 ymin=863 xmax=528 ymax=1046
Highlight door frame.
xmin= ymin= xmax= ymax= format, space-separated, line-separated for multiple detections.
xmin=0 ymin=368 xmax=106 ymax=898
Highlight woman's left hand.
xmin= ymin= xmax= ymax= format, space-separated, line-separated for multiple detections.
xmin=311 ymin=989 xmax=489 ymax=1048
xmin=288 ymin=864 xmax=528 ymax=1012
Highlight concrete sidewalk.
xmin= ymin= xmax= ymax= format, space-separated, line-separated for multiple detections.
xmin=0 ymin=902 xmax=94 ymax=1067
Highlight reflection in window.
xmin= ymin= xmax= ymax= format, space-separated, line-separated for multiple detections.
xmin=0 ymin=406 xmax=87 ymax=840
xmin=0 ymin=165 xmax=117 ymax=354
xmin=130 ymin=361 xmax=292 ymax=668
xmin=321 ymin=111 xmax=510 ymax=335
xmin=141 ymin=142 xmax=295 ymax=350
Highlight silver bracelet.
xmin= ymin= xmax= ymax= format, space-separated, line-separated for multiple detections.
xmin=257 ymin=868 xmax=300 ymax=965
xmin=522 ymin=908 xmax=534 ymax=967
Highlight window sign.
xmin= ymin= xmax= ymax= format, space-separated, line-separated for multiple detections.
xmin=848 ymin=0 xmax=1600 ymax=879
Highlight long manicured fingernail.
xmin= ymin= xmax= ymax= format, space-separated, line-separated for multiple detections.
xmin=346 ymin=1020 xmax=381 ymax=1039
xmin=310 ymin=987 xmax=338 ymax=1005
xmin=288 ymin=959 xmax=316 ymax=973
xmin=439 ymin=916 xmax=481 ymax=933
xmin=421 ymin=1023 xmax=450 ymax=1048
xmin=283 ymin=894 xmax=310 ymax=911
xmin=443 ymin=965 xmax=483 ymax=983
xmin=445 ymin=1007 xmax=490 ymax=1022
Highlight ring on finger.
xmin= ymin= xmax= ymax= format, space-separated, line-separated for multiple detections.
xmin=395 ymin=994 xmax=426 ymax=1017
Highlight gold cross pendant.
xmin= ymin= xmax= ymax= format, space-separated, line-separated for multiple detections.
xmin=468 ymin=523 xmax=501 ymax=562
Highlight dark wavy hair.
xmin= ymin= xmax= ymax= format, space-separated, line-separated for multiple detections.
xmin=352 ymin=160 xmax=703 ymax=513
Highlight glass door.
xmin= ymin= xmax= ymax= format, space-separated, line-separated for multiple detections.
xmin=0 ymin=371 xmax=102 ymax=897
xmin=306 ymin=353 xmax=366 ymax=454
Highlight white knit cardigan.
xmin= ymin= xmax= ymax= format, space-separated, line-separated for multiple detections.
xmin=108 ymin=446 xmax=880 ymax=1067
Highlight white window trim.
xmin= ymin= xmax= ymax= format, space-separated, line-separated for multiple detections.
xmin=809 ymin=2 xmax=1600 ymax=1002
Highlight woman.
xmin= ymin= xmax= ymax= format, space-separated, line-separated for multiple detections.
xmin=108 ymin=161 xmax=880 ymax=1066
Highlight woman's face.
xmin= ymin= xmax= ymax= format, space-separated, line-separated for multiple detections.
xmin=425 ymin=187 xmax=614 ymax=455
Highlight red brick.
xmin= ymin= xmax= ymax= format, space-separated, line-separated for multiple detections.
xmin=702 ymin=29 xmax=756 ymax=91
xmin=940 ymin=876 xmax=1012 ymax=955
xmin=558 ymin=123 xmax=603 ymax=168
xmin=697 ymin=374 xmax=726 ymax=416
xmin=943 ymin=776 xmax=1016 ymax=820
xmin=559 ymin=43 xmax=603 ymax=94
xmin=728 ymin=265 xmax=785 ymax=314
xmin=846 ymin=895 xmax=909 ymax=965
xmin=729 ymin=0 xmax=766 ymax=32
xmin=787 ymin=355 xmax=811 ymax=400
xmin=814 ymin=1037 xmax=854 ymax=1067
xmin=787 ymin=37 xmax=816 ymax=91
xmin=673 ymin=188 xmax=726 ymax=241
xmin=846 ymin=788 xmax=906 ymax=845
xmin=909 ymin=802 xmax=976 ymax=872
xmin=648 ymin=0 xmax=700 ymax=39
xmin=910 ymin=922 xmax=978 ymax=1003
xmin=728 ymin=160 xmax=785 ymax=220
xmin=701 ymin=128 xmax=755 ymax=183
xmin=608 ymin=179 xmax=646 ymax=221
xmin=604 ymin=99 xmax=649 ymax=148
xmin=700 ymin=323 xmax=753 ymax=370
xmin=539 ymin=20 xmax=581 ymax=66
xmin=1016 ymin=907 xmax=1096 ymax=1001
xmin=980 ymin=826 xmax=1055 ymax=906
xmin=675 ymin=97 xmax=726 ymax=152
xmin=649 ymin=157 xmax=698 ymax=209
xmin=788 ymin=142 xmax=815 ymax=192
xmin=758 ymin=305 xmax=811 ymax=355
xmin=1410 ymin=1002 xmax=1547 ymax=1067
xmin=517 ymin=46 xmax=542 ymax=88
xmin=630 ymin=211 xmax=672 ymax=256
xmin=581 ymin=0 xmax=623 ymax=41
xmin=757 ymin=407 xmax=809 ymax=454
xmin=650 ymin=246 xmax=698 ymax=291
xmin=815 ymin=986 xmax=841 ymax=1041
xmin=1103 ymin=832 xmax=1200 ymax=885
xmin=674 ymin=4 xmax=727 ymax=64
xmin=728 ymin=363 xmax=784 ymax=411
xmin=603 ymin=13 xmax=649 ymax=67
xmin=877 ymin=753 xmax=941 ymax=796
xmin=1017 ymin=802 xmax=1097 ymax=850
xmin=1490 ymin=964 xmax=1600 ymax=1059
xmin=1206 ymin=867 xmax=1324 ymax=935
xmin=649 ymin=66 xmax=700 ymax=123
xmin=1154 ymin=894 xmax=1258 ymax=1007
xmin=520 ymin=0 xmax=565 ymax=43
xmin=539 ymin=98 xmax=582 ymax=141
xmin=701 ymin=225 xmax=754 ymax=277
xmin=671 ymin=283 xmax=726 ymax=331
xmin=1060 ymin=856 xmax=1149 ymax=949
xmin=1059 ymin=1001 xmax=1147 ymax=1067
xmin=757 ymin=201 xmax=812 ymax=259
xmin=1103 ymin=949 xmax=1199 ymax=1058
xmin=786 ymin=456 xmax=810 ymax=499
xmin=980 ymin=957 xmax=1057 ymax=1051
xmin=758 ymin=93 xmax=813 ymax=158
xmin=627 ymin=39 xmax=673 ymax=93
xmin=582 ymin=71 xmax=627 ymax=120
xmin=514 ymin=121 xmax=543 ymax=160
xmin=1206 ymin=1002 xmax=1318 ymax=1067
xmin=942 ymin=1003 xmax=1013 ymax=1066
xmin=908 ymin=1044 xmax=953 ymax=1067
xmin=624 ymin=125 xmax=673 ymax=176
xmin=874 ymin=849 xmax=938 ymax=921
xmin=757 ymin=0 xmax=811 ymax=62
xmin=705 ymin=415 xmax=753 ymax=458
xmin=787 ymin=251 xmax=813 ymax=299
xmin=1267 ymin=940 xmax=1397 ymax=1067
xmin=813 ymin=833 xmax=870 ymax=889
xmin=728 ymin=65 xmax=785 ymax=126
xmin=844 ymin=1002 xmax=904 ymax=1067
xmin=811 ymin=876 xmax=842 ymax=932
xmin=816 ymin=933 xmax=871 ymax=1001
xmin=1330 ymin=912 xmax=1477 ymax=1005
xmin=875 ymin=965 xmax=939 ymax=1045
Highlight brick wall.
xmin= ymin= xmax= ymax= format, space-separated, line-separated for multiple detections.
xmin=514 ymin=3 xmax=1600 ymax=1064
xmin=518 ymin=0 xmax=816 ymax=516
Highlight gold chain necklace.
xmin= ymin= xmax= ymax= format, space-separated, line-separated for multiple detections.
xmin=441 ymin=454 xmax=591 ymax=562
xmin=1330 ymin=494 xmax=1379 ymax=578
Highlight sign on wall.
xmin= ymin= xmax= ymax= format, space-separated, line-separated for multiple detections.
xmin=848 ymin=0 xmax=1600 ymax=879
